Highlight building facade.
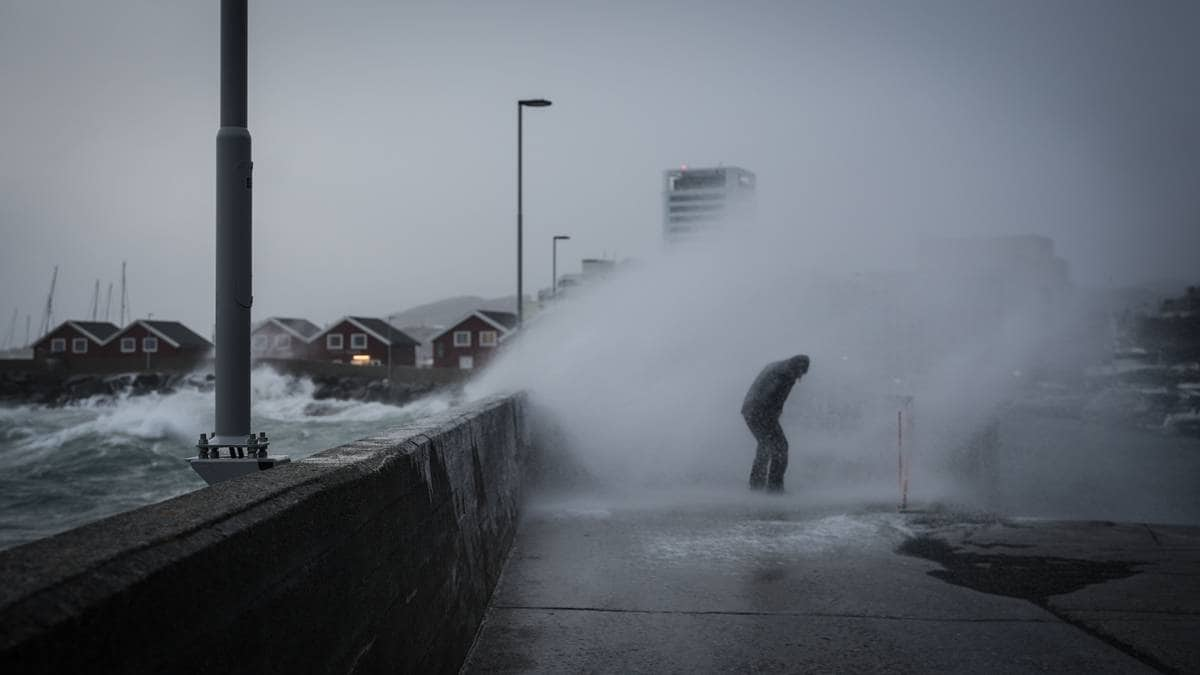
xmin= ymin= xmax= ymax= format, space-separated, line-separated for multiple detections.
xmin=662 ymin=166 xmax=756 ymax=245
xmin=31 ymin=321 xmax=121 ymax=365
xmin=96 ymin=320 xmax=212 ymax=368
xmin=310 ymin=317 xmax=418 ymax=367
xmin=431 ymin=311 xmax=516 ymax=369
xmin=251 ymin=317 xmax=321 ymax=360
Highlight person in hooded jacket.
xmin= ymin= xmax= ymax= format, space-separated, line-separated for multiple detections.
xmin=741 ymin=354 xmax=810 ymax=492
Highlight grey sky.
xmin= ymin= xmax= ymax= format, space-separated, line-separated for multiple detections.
xmin=1 ymin=0 xmax=1197 ymax=337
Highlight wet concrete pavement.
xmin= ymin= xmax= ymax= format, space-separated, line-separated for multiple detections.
xmin=463 ymin=494 xmax=1198 ymax=673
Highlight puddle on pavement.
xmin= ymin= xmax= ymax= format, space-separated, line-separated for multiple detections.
xmin=897 ymin=535 xmax=1143 ymax=601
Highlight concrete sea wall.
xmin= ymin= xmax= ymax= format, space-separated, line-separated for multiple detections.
xmin=0 ymin=394 xmax=527 ymax=674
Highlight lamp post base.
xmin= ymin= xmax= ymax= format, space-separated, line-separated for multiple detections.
xmin=188 ymin=455 xmax=291 ymax=485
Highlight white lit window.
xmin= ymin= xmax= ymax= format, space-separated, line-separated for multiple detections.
xmin=143 ymin=337 xmax=158 ymax=353
xmin=50 ymin=338 xmax=66 ymax=353
xmin=274 ymin=334 xmax=291 ymax=349
xmin=453 ymin=331 xmax=471 ymax=347
xmin=72 ymin=338 xmax=88 ymax=353
xmin=327 ymin=334 xmax=343 ymax=350
xmin=252 ymin=335 xmax=269 ymax=350
xmin=350 ymin=333 xmax=368 ymax=349
xmin=120 ymin=337 xmax=136 ymax=353
xmin=479 ymin=331 xmax=497 ymax=347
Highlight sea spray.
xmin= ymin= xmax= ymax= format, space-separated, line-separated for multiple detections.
xmin=467 ymin=226 xmax=1090 ymax=509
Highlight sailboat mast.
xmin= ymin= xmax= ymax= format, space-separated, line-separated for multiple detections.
xmin=40 ymin=266 xmax=58 ymax=336
xmin=120 ymin=261 xmax=127 ymax=325
xmin=3 ymin=308 xmax=16 ymax=349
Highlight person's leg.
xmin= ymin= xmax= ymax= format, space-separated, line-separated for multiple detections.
xmin=766 ymin=420 xmax=789 ymax=492
xmin=745 ymin=414 xmax=769 ymax=490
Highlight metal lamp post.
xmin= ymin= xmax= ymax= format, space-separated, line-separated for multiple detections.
xmin=552 ymin=235 xmax=570 ymax=298
xmin=190 ymin=0 xmax=287 ymax=485
xmin=517 ymin=98 xmax=552 ymax=327
xmin=386 ymin=313 xmax=400 ymax=384
xmin=214 ymin=0 xmax=251 ymax=452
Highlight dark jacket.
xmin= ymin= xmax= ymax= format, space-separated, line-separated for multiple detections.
xmin=741 ymin=359 xmax=800 ymax=420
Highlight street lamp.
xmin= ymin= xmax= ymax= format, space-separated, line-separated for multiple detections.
xmin=190 ymin=0 xmax=288 ymax=484
xmin=517 ymin=98 xmax=552 ymax=327
xmin=552 ymin=235 xmax=570 ymax=298
xmin=385 ymin=313 xmax=401 ymax=385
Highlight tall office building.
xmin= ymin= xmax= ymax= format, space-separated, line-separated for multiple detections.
xmin=662 ymin=166 xmax=756 ymax=245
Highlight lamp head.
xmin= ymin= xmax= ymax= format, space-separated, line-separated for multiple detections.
xmin=519 ymin=98 xmax=553 ymax=107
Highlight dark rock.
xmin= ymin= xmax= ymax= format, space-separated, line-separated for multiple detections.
xmin=62 ymin=375 xmax=111 ymax=399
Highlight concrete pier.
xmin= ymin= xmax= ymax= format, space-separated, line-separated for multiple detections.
xmin=465 ymin=496 xmax=1199 ymax=673
xmin=0 ymin=395 xmax=527 ymax=674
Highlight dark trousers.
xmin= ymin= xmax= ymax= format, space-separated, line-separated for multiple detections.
xmin=745 ymin=413 xmax=788 ymax=490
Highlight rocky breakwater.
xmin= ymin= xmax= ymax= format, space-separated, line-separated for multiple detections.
xmin=0 ymin=371 xmax=212 ymax=407
xmin=0 ymin=370 xmax=450 ymax=408
xmin=304 ymin=375 xmax=447 ymax=412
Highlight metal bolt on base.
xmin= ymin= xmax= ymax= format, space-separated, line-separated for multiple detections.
xmin=196 ymin=431 xmax=271 ymax=459
xmin=190 ymin=430 xmax=288 ymax=485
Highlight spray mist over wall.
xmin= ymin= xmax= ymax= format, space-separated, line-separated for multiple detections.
xmin=469 ymin=220 xmax=1087 ymax=508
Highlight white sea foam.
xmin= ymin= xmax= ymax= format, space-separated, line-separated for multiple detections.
xmin=1 ymin=367 xmax=433 ymax=458
xmin=641 ymin=513 xmax=908 ymax=563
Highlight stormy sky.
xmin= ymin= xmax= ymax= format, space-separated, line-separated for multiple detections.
xmin=1 ymin=0 xmax=1197 ymax=338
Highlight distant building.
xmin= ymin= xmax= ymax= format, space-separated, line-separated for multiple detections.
xmin=310 ymin=317 xmax=418 ymax=367
xmin=916 ymin=234 xmax=1071 ymax=305
xmin=396 ymin=325 xmax=442 ymax=368
xmin=1160 ymin=286 xmax=1200 ymax=319
xmin=1136 ymin=286 xmax=1200 ymax=362
xmin=549 ymin=257 xmax=617 ymax=298
xmin=252 ymin=317 xmax=321 ymax=360
xmin=32 ymin=321 xmax=121 ymax=364
xmin=662 ymin=165 xmax=756 ymax=245
xmin=431 ymin=310 xmax=517 ymax=370
xmin=581 ymin=258 xmax=615 ymax=277
xmin=99 ymin=320 xmax=213 ymax=366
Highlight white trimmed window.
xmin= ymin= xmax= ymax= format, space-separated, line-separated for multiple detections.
xmin=479 ymin=331 xmax=498 ymax=347
xmin=326 ymin=334 xmax=343 ymax=350
xmin=50 ymin=338 xmax=66 ymax=353
xmin=143 ymin=337 xmax=158 ymax=353
xmin=350 ymin=333 xmax=368 ymax=350
xmin=453 ymin=331 xmax=471 ymax=347
xmin=274 ymin=334 xmax=291 ymax=349
xmin=252 ymin=335 xmax=269 ymax=350
xmin=72 ymin=338 xmax=89 ymax=353
xmin=120 ymin=337 xmax=137 ymax=353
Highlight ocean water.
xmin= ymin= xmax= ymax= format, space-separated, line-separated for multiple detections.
xmin=0 ymin=368 xmax=449 ymax=551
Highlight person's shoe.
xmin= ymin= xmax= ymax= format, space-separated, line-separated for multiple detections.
xmin=749 ymin=481 xmax=766 ymax=491
xmin=766 ymin=483 xmax=785 ymax=495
